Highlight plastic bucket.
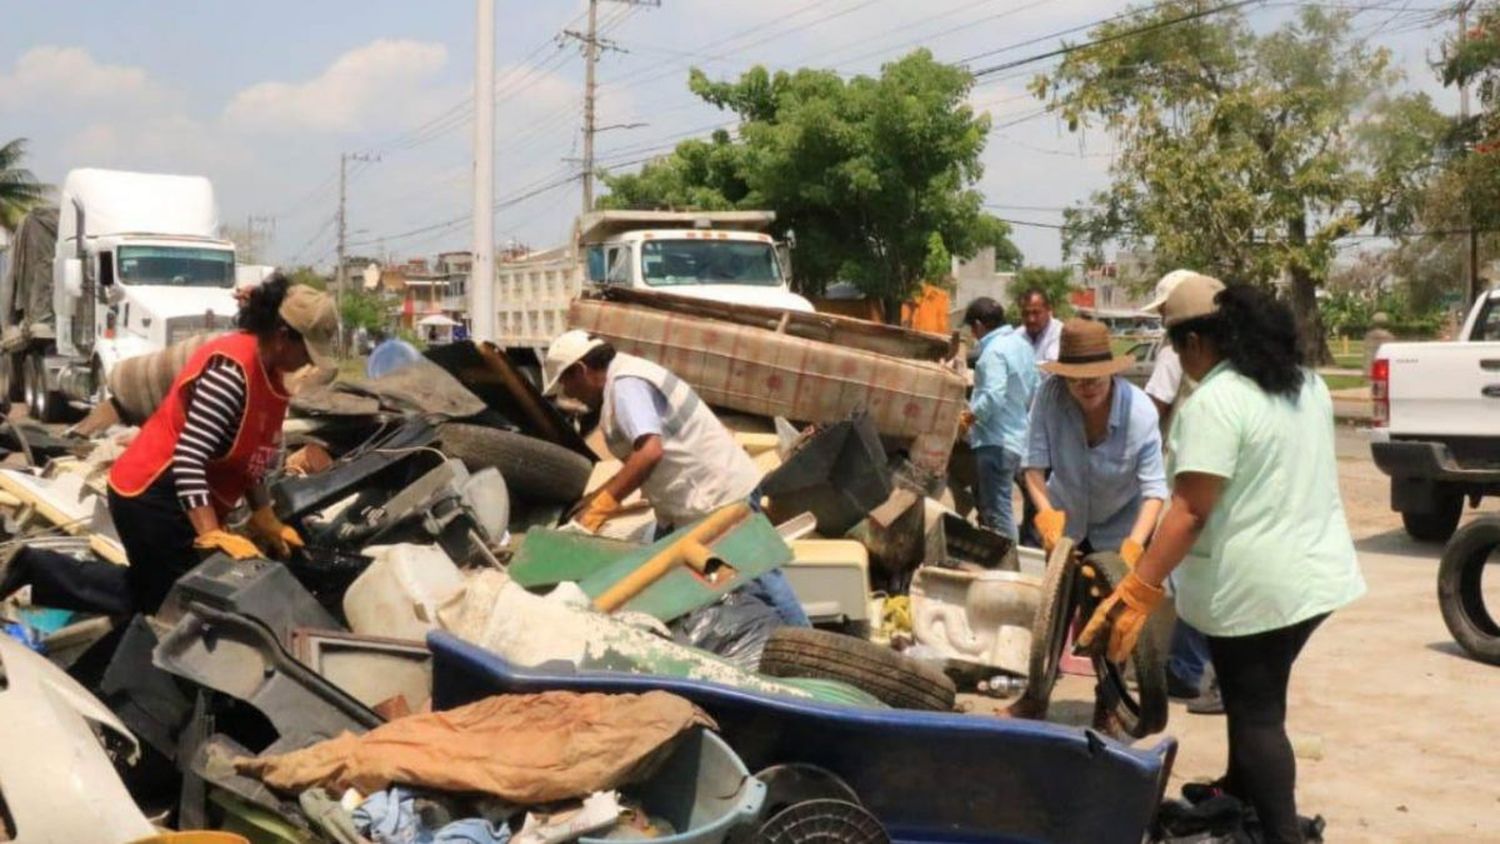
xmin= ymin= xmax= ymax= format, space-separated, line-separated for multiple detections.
xmin=582 ymin=728 xmax=765 ymax=844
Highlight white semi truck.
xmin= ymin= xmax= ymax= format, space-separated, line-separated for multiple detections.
xmin=493 ymin=210 xmax=813 ymax=367
xmin=0 ymin=168 xmax=268 ymax=421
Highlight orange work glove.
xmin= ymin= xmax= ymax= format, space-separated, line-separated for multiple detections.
xmin=1120 ymin=538 xmax=1145 ymax=569
xmin=194 ymin=529 xmax=262 ymax=561
xmin=1076 ymin=571 xmax=1166 ymax=663
xmin=957 ymin=409 xmax=976 ymax=438
xmin=247 ymin=506 xmax=305 ymax=559
xmin=1034 ymin=508 xmax=1067 ymax=552
xmin=575 ymin=489 xmax=621 ymax=533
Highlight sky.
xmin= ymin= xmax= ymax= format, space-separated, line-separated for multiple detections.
xmin=0 ymin=0 xmax=1463 ymax=271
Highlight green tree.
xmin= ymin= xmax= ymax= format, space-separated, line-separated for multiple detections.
xmin=922 ymin=233 xmax=953 ymax=286
xmin=600 ymin=50 xmax=1021 ymax=322
xmin=1013 ymin=266 xmax=1078 ymax=319
xmin=1036 ymin=4 xmax=1446 ymax=361
xmin=339 ymin=288 xmax=386 ymax=335
xmin=0 ymin=139 xmax=48 ymax=233
xmin=287 ymin=266 xmax=330 ymax=291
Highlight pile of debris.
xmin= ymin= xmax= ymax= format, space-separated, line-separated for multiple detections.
xmin=0 ymin=296 xmax=1174 ymax=843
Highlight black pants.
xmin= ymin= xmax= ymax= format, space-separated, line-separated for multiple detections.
xmin=109 ymin=473 xmax=202 ymax=613
xmin=1206 ymin=613 xmax=1328 ymax=844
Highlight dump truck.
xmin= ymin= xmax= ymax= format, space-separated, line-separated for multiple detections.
xmin=0 ymin=168 xmax=268 ymax=421
xmin=494 ymin=210 xmax=814 ymax=370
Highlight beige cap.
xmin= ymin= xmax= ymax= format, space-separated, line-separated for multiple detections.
xmin=1143 ymin=269 xmax=1219 ymax=315
xmin=279 ymin=285 xmax=339 ymax=370
xmin=1161 ymin=273 xmax=1226 ymax=327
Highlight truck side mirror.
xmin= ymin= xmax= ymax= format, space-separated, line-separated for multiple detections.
xmin=62 ymin=259 xmax=85 ymax=297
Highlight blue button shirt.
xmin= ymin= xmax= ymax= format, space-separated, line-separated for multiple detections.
xmin=969 ymin=325 xmax=1039 ymax=456
xmin=1024 ymin=376 xmax=1169 ymax=549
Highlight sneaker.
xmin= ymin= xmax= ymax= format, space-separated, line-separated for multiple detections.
xmin=1187 ymin=680 xmax=1225 ymax=715
xmin=1181 ymin=777 xmax=1232 ymax=804
xmin=1167 ymin=670 xmax=1201 ymax=701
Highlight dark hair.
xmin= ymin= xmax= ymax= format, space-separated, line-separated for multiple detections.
xmin=1167 ymin=284 xmax=1304 ymax=398
xmin=579 ymin=341 xmax=617 ymax=371
xmin=237 ymin=272 xmax=293 ymax=338
xmin=1019 ymin=287 xmax=1051 ymax=308
xmin=963 ymin=297 xmax=1006 ymax=330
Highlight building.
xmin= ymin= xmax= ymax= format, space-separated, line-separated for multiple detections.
xmin=950 ymin=245 xmax=1018 ymax=325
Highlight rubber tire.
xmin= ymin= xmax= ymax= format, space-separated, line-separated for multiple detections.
xmin=1015 ymin=538 xmax=1077 ymax=718
xmin=0 ymin=353 xmax=21 ymax=404
xmin=1401 ymin=488 xmax=1463 ymax=543
xmin=23 ymin=352 xmax=60 ymax=423
xmin=436 ymin=422 xmax=593 ymax=505
xmin=1080 ymin=552 xmax=1171 ymax=738
xmin=759 ymin=628 xmax=957 ymax=712
xmin=1438 ymin=516 xmax=1500 ymax=665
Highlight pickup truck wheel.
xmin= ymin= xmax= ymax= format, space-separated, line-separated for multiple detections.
xmin=1438 ymin=517 xmax=1500 ymax=665
xmin=1400 ymin=488 xmax=1463 ymax=542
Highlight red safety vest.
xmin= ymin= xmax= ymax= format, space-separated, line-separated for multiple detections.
xmin=109 ymin=331 xmax=290 ymax=517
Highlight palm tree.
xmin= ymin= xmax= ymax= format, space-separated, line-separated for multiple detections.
xmin=0 ymin=139 xmax=49 ymax=234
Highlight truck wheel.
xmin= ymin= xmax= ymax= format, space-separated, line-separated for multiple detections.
xmin=1401 ymin=487 xmax=1463 ymax=542
xmin=1438 ymin=517 xmax=1500 ymax=665
xmin=0 ymin=354 xmax=22 ymax=404
xmin=435 ymin=423 xmax=593 ymax=505
xmin=759 ymin=627 xmax=957 ymax=711
xmin=23 ymin=353 xmax=60 ymax=423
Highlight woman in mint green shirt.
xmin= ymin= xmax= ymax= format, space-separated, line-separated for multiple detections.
xmin=1079 ymin=279 xmax=1364 ymax=844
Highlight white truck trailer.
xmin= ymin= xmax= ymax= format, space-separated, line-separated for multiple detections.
xmin=0 ymin=168 xmax=259 ymax=421
xmin=493 ymin=210 xmax=813 ymax=367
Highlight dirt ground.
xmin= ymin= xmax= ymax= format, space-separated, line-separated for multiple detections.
xmin=968 ymin=425 xmax=1500 ymax=841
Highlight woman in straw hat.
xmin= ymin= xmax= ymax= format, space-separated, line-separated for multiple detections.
xmin=1078 ymin=278 xmax=1364 ymax=843
xmin=1021 ymin=317 xmax=1168 ymax=565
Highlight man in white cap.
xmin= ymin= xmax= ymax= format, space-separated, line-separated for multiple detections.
xmin=1141 ymin=270 xmax=1211 ymax=434
xmin=541 ymin=330 xmax=808 ymax=625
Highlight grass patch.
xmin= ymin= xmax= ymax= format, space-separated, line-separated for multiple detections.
xmin=1322 ymin=373 xmax=1367 ymax=392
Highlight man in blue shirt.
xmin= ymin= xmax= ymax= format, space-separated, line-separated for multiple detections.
xmin=962 ymin=297 xmax=1039 ymax=539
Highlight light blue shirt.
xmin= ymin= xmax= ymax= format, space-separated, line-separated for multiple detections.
xmin=969 ymin=325 xmax=1039 ymax=456
xmin=1025 ymin=376 xmax=1169 ymax=549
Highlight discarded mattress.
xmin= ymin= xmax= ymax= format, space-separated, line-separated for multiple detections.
xmin=428 ymin=631 xmax=1176 ymax=844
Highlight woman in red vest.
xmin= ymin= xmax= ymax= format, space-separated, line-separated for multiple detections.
xmin=107 ymin=275 xmax=338 ymax=611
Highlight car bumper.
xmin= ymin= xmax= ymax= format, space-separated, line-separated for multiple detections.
xmin=1371 ymin=439 xmax=1500 ymax=483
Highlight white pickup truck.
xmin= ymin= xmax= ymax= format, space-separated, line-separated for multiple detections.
xmin=1371 ymin=288 xmax=1500 ymax=541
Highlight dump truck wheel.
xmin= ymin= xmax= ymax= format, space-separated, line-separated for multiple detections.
xmin=1014 ymin=538 xmax=1076 ymax=719
xmin=0 ymin=353 xmax=22 ymax=404
xmin=1079 ymin=552 xmax=1170 ymax=738
xmin=1438 ymin=517 xmax=1500 ymax=665
xmin=758 ymin=627 xmax=956 ymax=711
xmin=23 ymin=352 xmax=62 ymax=423
xmin=436 ymin=423 xmax=592 ymax=505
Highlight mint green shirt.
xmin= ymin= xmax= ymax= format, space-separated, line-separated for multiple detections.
xmin=1166 ymin=363 xmax=1365 ymax=637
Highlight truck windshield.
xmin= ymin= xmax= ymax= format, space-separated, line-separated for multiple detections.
xmin=117 ymin=246 xmax=234 ymax=288
xmin=640 ymin=239 xmax=782 ymax=287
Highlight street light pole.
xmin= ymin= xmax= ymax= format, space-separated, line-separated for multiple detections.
xmin=471 ymin=0 xmax=496 ymax=342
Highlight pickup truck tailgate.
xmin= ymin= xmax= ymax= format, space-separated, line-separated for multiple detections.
xmin=1386 ymin=340 xmax=1500 ymax=436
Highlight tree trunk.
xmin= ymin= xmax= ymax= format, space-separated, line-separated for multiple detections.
xmin=1286 ymin=217 xmax=1333 ymax=366
xmin=881 ymin=296 xmax=903 ymax=326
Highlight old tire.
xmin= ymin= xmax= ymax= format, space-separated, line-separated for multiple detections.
xmin=759 ymin=628 xmax=957 ymax=711
xmin=1438 ymin=517 xmax=1500 ymax=665
xmin=1081 ymin=552 xmax=1170 ymax=738
xmin=1401 ymin=487 xmax=1463 ymax=543
xmin=1015 ymin=538 xmax=1077 ymax=719
xmin=436 ymin=423 xmax=592 ymax=505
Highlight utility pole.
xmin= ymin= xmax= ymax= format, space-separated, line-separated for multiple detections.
xmin=471 ymin=0 xmax=497 ymax=342
xmin=1459 ymin=0 xmax=1482 ymax=306
xmin=337 ymin=152 xmax=380 ymax=305
xmin=568 ymin=0 xmax=660 ymax=213
xmin=245 ymin=214 xmax=275 ymax=262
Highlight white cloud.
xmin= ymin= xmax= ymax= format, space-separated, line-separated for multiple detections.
xmin=0 ymin=46 xmax=164 ymax=110
xmin=224 ymin=39 xmax=449 ymax=133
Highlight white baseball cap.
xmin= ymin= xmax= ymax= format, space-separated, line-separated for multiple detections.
xmin=541 ymin=329 xmax=605 ymax=397
xmin=1142 ymin=269 xmax=1217 ymax=315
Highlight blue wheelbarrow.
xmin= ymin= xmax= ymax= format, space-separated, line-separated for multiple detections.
xmin=428 ymin=631 xmax=1175 ymax=844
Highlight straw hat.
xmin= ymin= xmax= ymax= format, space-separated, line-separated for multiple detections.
xmin=1039 ymin=318 xmax=1133 ymax=378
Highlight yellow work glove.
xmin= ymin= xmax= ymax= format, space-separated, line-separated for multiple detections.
xmin=247 ymin=506 xmax=304 ymax=559
xmin=1035 ymin=508 xmax=1067 ymax=553
xmin=576 ymin=489 xmax=621 ymax=533
xmin=1077 ymin=571 xmax=1166 ymax=664
xmin=1120 ymin=538 xmax=1145 ymax=569
xmin=194 ymin=529 xmax=262 ymax=561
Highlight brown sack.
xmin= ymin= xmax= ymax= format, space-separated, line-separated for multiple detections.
xmin=235 ymin=691 xmax=716 ymax=804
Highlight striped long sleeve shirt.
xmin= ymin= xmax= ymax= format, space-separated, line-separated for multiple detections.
xmin=171 ymin=356 xmax=248 ymax=511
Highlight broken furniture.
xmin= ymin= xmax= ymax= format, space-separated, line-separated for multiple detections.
xmin=508 ymin=504 xmax=794 ymax=623
xmin=762 ymin=415 xmax=892 ymax=537
xmin=908 ymin=566 xmax=1040 ymax=677
xmin=0 ymin=464 xmax=126 ymax=563
xmin=427 ymin=631 xmax=1177 ymax=844
xmin=0 ymin=636 xmax=156 ymax=843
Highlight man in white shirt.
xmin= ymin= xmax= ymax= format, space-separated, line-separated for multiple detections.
xmin=1019 ymin=288 xmax=1065 ymax=364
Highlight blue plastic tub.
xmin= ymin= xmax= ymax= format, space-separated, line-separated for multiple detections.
xmin=582 ymin=727 xmax=765 ymax=844
xmin=428 ymin=632 xmax=1175 ymax=844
